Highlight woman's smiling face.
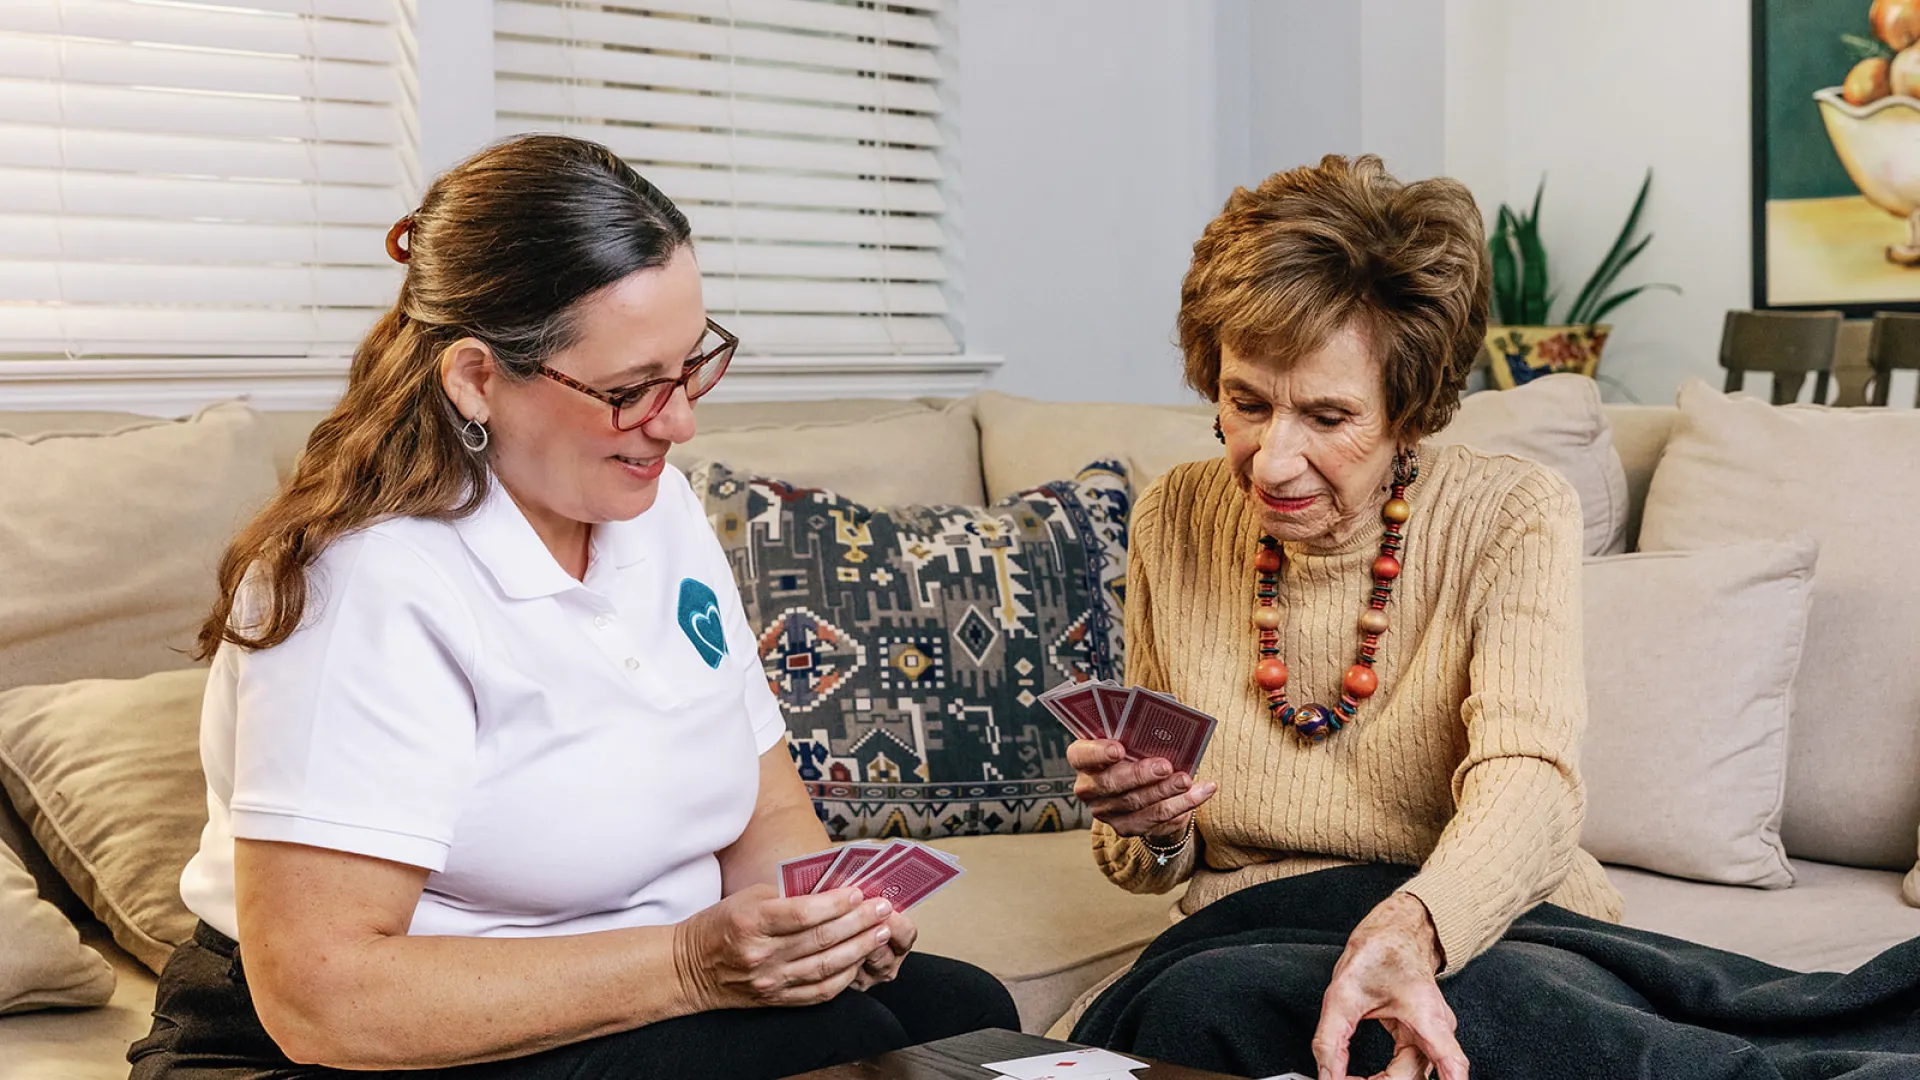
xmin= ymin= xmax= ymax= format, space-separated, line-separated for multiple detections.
xmin=1217 ymin=319 xmax=1401 ymax=548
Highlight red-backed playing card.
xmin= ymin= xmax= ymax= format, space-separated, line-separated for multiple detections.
xmin=812 ymin=842 xmax=886 ymax=893
xmin=1115 ymin=688 xmax=1217 ymax=775
xmin=776 ymin=850 xmax=839 ymax=898
xmin=1089 ymin=683 xmax=1131 ymax=739
xmin=1039 ymin=681 xmax=1106 ymax=742
xmin=844 ymin=843 xmax=963 ymax=910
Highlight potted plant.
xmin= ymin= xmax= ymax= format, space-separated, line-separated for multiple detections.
xmin=1484 ymin=170 xmax=1680 ymax=389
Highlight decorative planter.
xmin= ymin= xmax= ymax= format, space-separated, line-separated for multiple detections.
xmin=1483 ymin=324 xmax=1611 ymax=389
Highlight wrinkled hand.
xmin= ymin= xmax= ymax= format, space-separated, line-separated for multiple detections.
xmin=851 ymin=908 xmax=917 ymax=991
xmin=674 ymin=884 xmax=894 ymax=1011
xmin=1066 ymin=738 xmax=1217 ymax=841
xmin=1312 ymin=893 xmax=1469 ymax=1080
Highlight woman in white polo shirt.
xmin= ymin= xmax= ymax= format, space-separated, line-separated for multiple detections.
xmin=128 ymin=135 xmax=1017 ymax=1080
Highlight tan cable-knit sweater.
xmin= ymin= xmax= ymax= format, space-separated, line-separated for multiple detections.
xmin=1094 ymin=444 xmax=1623 ymax=975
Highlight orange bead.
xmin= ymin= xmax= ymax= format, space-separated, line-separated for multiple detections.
xmin=1373 ymin=554 xmax=1402 ymax=581
xmin=1252 ymin=605 xmax=1282 ymax=631
xmin=1357 ymin=609 xmax=1390 ymax=635
xmin=1344 ymin=664 xmax=1378 ymax=698
xmin=1255 ymin=657 xmax=1290 ymax=690
xmin=1254 ymin=547 xmax=1282 ymax=573
xmin=1382 ymin=498 xmax=1412 ymax=524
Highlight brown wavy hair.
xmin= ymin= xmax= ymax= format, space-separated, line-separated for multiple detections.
xmin=195 ymin=135 xmax=691 ymax=659
xmin=1177 ymin=154 xmax=1489 ymax=439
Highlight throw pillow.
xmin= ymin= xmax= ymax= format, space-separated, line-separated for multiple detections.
xmin=670 ymin=402 xmax=985 ymax=507
xmin=1432 ymin=373 xmax=1630 ymax=556
xmin=1639 ymin=380 xmax=1920 ymax=870
xmin=974 ymin=391 xmax=1219 ymax=505
xmin=0 ymin=840 xmax=115 ymax=1015
xmin=1579 ymin=539 xmax=1817 ymax=887
xmin=695 ymin=459 xmax=1131 ymax=839
xmin=0 ymin=670 xmax=210 ymax=973
xmin=0 ymin=401 xmax=280 ymax=694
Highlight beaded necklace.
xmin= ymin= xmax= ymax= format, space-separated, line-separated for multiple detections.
xmin=1252 ymin=450 xmax=1418 ymax=743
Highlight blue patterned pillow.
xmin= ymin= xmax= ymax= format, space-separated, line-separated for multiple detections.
xmin=694 ymin=459 xmax=1131 ymax=839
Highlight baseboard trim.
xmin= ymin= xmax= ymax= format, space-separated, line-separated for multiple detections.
xmin=0 ymin=354 xmax=1005 ymax=415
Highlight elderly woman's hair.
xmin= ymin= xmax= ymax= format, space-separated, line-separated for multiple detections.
xmin=1178 ymin=154 xmax=1489 ymax=439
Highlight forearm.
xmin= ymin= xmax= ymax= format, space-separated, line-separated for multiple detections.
xmin=253 ymin=922 xmax=694 ymax=1069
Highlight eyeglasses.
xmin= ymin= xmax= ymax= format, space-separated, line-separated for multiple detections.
xmin=536 ymin=318 xmax=737 ymax=431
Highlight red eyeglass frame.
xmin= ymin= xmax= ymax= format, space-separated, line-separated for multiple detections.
xmin=535 ymin=318 xmax=738 ymax=430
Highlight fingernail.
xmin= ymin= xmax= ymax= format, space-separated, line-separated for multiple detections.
xmin=874 ymin=899 xmax=892 ymax=917
xmin=1153 ymin=761 xmax=1171 ymax=777
xmin=1108 ymin=743 xmax=1124 ymax=760
xmin=1175 ymin=776 xmax=1190 ymax=790
xmin=1201 ymin=782 xmax=1217 ymax=796
xmin=876 ymin=927 xmax=891 ymax=943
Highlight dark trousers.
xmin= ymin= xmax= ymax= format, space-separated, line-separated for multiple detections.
xmin=130 ymin=922 xmax=1019 ymax=1080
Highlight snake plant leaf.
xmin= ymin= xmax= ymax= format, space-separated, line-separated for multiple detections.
xmin=1567 ymin=170 xmax=1652 ymax=326
xmin=1584 ymin=282 xmax=1682 ymax=329
xmin=1491 ymin=207 xmax=1520 ymax=324
xmin=1516 ymin=212 xmax=1550 ymax=324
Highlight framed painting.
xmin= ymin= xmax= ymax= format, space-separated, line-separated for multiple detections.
xmin=1752 ymin=0 xmax=1920 ymax=314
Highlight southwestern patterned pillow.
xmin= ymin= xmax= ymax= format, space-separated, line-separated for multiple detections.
xmin=693 ymin=459 xmax=1131 ymax=839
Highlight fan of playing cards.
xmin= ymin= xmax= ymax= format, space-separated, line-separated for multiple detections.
xmin=1039 ymin=679 xmax=1218 ymax=777
xmin=777 ymin=839 xmax=963 ymax=910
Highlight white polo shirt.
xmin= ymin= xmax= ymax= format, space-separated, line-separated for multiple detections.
xmin=179 ymin=466 xmax=786 ymax=942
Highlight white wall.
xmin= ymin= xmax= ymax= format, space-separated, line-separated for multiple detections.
xmin=956 ymin=0 xmax=1228 ymax=404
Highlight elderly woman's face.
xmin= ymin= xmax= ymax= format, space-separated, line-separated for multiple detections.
xmin=1218 ymin=321 xmax=1400 ymax=547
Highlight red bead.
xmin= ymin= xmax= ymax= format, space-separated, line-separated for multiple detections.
xmin=1254 ymin=548 xmax=1282 ymax=573
xmin=1372 ymin=554 xmax=1402 ymax=581
xmin=1344 ymin=664 xmax=1378 ymax=699
xmin=1255 ymin=657 xmax=1290 ymax=690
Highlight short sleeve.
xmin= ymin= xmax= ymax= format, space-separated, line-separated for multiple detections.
xmin=227 ymin=531 xmax=479 ymax=872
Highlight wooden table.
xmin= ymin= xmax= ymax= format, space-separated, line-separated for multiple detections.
xmin=784 ymin=1028 xmax=1252 ymax=1079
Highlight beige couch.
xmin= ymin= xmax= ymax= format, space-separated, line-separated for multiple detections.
xmin=3 ymin=387 xmax=1918 ymax=1079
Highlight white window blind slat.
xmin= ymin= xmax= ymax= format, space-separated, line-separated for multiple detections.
xmin=493 ymin=80 xmax=943 ymax=147
xmin=494 ymin=38 xmax=940 ymax=113
xmin=701 ymin=279 xmax=946 ymax=317
xmin=620 ymin=162 xmax=945 ymax=216
xmin=5 ymin=2 xmax=416 ymax=361
xmin=494 ymin=1 xmax=940 ymax=80
xmin=0 ymin=78 xmax=401 ymax=144
xmin=683 ymin=206 xmax=944 ymax=250
xmin=0 ymin=124 xmax=409 ymax=187
xmin=578 ymin=0 xmax=941 ymax=47
xmin=0 ymin=31 xmax=405 ymax=103
xmin=727 ymin=315 xmax=956 ymax=354
xmin=519 ymin=118 xmax=941 ymax=182
xmin=0 ymin=214 xmax=390 ymax=265
xmin=693 ymin=243 xmax=946 ymax=283
xmin=0 ymin=0 xmax=401 ymax=64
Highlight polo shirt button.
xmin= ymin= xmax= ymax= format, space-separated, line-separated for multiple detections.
xmin=625 ymin=657 xmax=641 ymax=671
xmin=594 ymin=615 xmax=612 ymax=630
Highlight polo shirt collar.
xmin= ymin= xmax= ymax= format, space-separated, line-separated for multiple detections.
xmin=455 ymin=474 xmax=654 ymax=600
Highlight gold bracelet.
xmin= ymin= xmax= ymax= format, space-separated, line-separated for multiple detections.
xmin=1140 ymin=813 xmax=1195 ymax=867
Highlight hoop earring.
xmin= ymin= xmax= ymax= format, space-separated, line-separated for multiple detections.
xmin=458 ymin=417 xmax=490 ymax=453
xmin=1213 ymin=415 xmax=1225 ymax=444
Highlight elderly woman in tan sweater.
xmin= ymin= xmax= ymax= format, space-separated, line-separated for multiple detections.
xmin=1066 ymin=156 xmax=1623 ymax=1080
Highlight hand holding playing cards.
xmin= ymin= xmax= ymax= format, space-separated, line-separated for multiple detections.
xmin=671 ymin=885 xmax=894 ymax=1011
xmin=1067 ymin=738 xmax=1218 ymax=841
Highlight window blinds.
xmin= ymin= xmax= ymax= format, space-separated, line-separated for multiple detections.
xmin=0 ymin=0 xmax=416 ymax=360
xmin=494 ymin=0 xmax=956 ymax=356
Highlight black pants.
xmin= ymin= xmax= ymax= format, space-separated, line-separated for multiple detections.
xmin=130 ymin=922 xmax=1020 ymax=1080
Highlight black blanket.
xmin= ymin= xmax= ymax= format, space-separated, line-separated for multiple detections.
xmin=1071 ymin=864 xmax=1920 ymax=1079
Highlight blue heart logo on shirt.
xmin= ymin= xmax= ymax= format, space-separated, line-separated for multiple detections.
xmin=677 ymin=578 xmax=728 ymax=669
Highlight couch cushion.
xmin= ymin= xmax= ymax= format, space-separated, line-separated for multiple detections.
xmin=0 ymin=840 xmax=115 ymax=1016
xmin=696 ymin=459 xmax=1130 ymax=838
xmin=1609 ymin=860 xmax=1920 ymax=974
xmin=0 ymin=402 xmax=280 ymax=694
xmin=1580 ymin=540 xmax=1815 ymax=887
xmin=916 ymin=831 xmax=1182 ymax=1033
xmin=1432 ymin=374 xmax=1630 ymax=555
xmin=0 ymin=921 xmax=156 ymax=1079
xmin=1602 ymin=404 xmax=1677 ymax=551
xmin=0 ymin=671 xmax=209 ymax=973
xmin=974 ymin=391 xmax=1218 ymax=505
xmin=1638 ymin=380 xmax=1920 ymax=869
xmin=672 ymin=401 xmax=985 ymax=507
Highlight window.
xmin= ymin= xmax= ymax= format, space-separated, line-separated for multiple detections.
xmin=494 ymin=0 xmax=957 ymax=356
xmin=0 ymin=0 xmax=417 ymax=360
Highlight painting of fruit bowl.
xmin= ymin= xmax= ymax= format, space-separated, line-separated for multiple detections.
xmin=1754 ymin=0 xmax=1920 ymax=310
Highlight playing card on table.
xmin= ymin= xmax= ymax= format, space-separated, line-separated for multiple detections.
xmin=1039 ymin=681 xmax=1108 ymax=742
xmin=1115 ymin=688 xmax=1217 ymax=776
xmin=776 ymin=850 xmax=839 ymax=897
xmin=842 ymin=842 xmax=962 ymax=910
xmin=980 ymin=1047 xmax=1146 ymax=1079
xmin=812 ymin=842 xmax=886 ymax=893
